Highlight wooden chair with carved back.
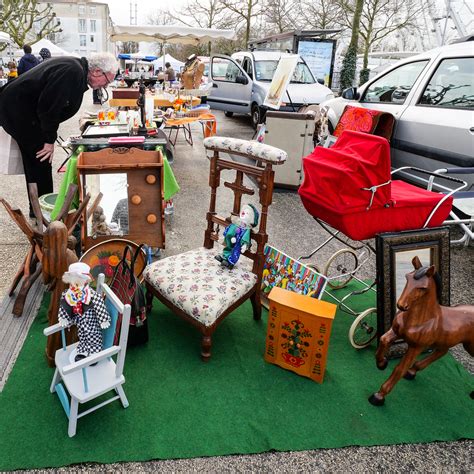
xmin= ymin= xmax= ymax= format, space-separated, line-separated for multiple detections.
xmin=144 ymin=136 xmax=287 ymax=361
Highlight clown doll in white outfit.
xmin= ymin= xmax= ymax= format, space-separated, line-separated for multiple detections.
xmin=58 ymin=262 xmax=111 ymax=362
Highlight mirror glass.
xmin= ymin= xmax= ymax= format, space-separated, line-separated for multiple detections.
xmin=393 ymin=247 xmax=433 ymax=305
xmin=85 ymin=173 xmax=129 ymax=237
xmin=342 ymin=87 xmax=355 ymax=100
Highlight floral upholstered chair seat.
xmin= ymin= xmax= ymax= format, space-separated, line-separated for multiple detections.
xmin=203 ymin=137 xmax=288 ymax=164
xmin=144 ymin=247 xmax=257 ymax=327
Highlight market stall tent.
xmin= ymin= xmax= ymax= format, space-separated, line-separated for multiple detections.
xmin=109 ymin=24 xmax=237 ymax=45
xmin=153 ymin=54 xmax=184 ymax=72
xmin=13 ymin=38 xmax=79 ymax=58
xmin=109 ymin=24 xmax=237 ymax=70
xmin=118 ymin=53 xmax=158 ymax=62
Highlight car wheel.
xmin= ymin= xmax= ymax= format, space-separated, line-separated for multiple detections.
xmin=251 ymin=104 xmax=262 ymax=130
xmin=224 ymin=111 xmax=234 ymax=117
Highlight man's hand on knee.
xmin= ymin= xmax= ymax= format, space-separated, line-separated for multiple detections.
xmin=36 ymin=143 xmax=54 ymax=163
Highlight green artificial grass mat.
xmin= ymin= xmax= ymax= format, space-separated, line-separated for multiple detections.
xmin=0 ymin=285 xmax=472 ymax=471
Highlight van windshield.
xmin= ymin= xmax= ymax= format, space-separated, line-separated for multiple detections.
xmin=254 ymin=60 xmax=315 ymax=84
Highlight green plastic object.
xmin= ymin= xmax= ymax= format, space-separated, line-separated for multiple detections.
xmin=50 ymin=145 xmax=84 ymax=220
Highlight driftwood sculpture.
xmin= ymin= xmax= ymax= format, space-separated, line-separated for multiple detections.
xmin=1 ymin=183 xmax=98 ymax=316
xmin=1 ymin=183 xmax=98 ymax=366
xmin=369 ymin=256 xmax=474 ymax=406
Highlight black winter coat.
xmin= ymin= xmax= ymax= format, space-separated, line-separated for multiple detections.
xmin=0 ymin=57 xmax=89 ymax=146
xmin=17 ymin=53 xmax=40 ymax=75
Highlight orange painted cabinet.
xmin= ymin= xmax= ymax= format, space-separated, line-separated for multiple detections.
xmin=265 ymin=287 xmax=337 ymax=383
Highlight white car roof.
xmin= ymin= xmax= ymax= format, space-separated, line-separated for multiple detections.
xmin=232 ymin=51 xmax=298 ymax=61
xmin=396 ymin=41 xmax=474 ymax=64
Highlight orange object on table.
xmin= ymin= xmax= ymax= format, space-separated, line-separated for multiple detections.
xmin=265 ymin=287 xmax=336 ymax=383
xmin=166 ymin=113 xmax=217 ymax=138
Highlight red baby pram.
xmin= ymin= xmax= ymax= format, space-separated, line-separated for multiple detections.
xmin=298 ymin=130 xmax=467 ymax=348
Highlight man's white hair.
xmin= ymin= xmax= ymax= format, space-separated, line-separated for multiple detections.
xmin=88 ymin=52 xmax=118 ymax=74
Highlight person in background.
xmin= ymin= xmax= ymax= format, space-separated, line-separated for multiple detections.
xmin=0 ymin=52 xmax=118 ymax=216
xmin=165 ymin=62 xmax=176 ymax=81
xmin=7 ymin=61 xmax=17 ymax=81
xmin=17 ymin=44 xmax=39 ymax=75
xmin=39 ymin=48 xmax=52 ymax=62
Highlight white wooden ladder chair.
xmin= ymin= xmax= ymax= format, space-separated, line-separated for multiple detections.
xmin=43 ymin=274 xmax=132 ymax=437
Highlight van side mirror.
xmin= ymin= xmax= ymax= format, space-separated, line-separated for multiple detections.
xmin=342 ymin=87 xmax=360 ymax=100
xmin=317 ymin=78 xmax=325 ymax=85
xmin=236 ymin=75 xmax=249 ymax=85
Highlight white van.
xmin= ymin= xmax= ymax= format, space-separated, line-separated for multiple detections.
xmin=207 ymin=51 xmax=334 ymax=128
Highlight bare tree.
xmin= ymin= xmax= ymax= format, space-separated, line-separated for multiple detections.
xmin=154 ymin=0 xmax=234 ymax=55
xmin=0 ymin=0 xmax=62 ymax=50
xmin=263 ymin=0 xmax=299 ymax=34
xmin=298 ymin=0 xmax=345 ymax=31
xmin=220 ymin=0 xmax=261 ymax=47
xmin=120 ymin=42 xmax=139 ymax=54
xmin=339 ymin=0 xmax=427 ymax=83
xmin=147 ymin=8 xmax=175 ymax=55
xmin=167 ymin=0 xmax=230 ymax=29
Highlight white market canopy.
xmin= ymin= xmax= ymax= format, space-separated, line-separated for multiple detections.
xmin=14 ymin=38 xmax=79 ymax=58
xmin=153 ymin=53 xmax=184 ymax=71
xmin=109 ymin=24 xmax=237 ymax=44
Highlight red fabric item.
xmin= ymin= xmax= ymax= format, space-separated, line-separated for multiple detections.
xmin=333 ymin=105 xmax=395 ymax=141
xmin=298 ymin=131 xmax=452 ymax=240
xmin=299 ymin=130 xmax=392 ymax=214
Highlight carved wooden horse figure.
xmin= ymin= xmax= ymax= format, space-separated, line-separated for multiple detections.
xmin=369 ymin=256 xmax=474 ymax=406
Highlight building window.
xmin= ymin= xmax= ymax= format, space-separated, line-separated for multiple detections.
xmin=78 ymin=4 xmax=85 ymax=16
xmin=90 ymin=35 xmax=95 ymax=43
xmin=90 ymin=5 xmax=96 ymax=15
xmin=78 ymin=19 xmax=87 ymax=33
xmin=79 ymin=35 xmax=87 ymax=47
xmin=90 ymin=19 xmax=96 ymax=32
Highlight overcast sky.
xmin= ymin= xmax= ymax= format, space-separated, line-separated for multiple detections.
xmin=103 ymin=0 xmax=185 ymax=25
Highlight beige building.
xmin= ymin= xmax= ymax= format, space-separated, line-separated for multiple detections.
xmin=40 ymin=0 xmax=115 ymax=56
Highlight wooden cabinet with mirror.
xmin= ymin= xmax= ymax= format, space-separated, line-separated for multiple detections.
xmin=77 ymin=147 xmax=164 ymax=251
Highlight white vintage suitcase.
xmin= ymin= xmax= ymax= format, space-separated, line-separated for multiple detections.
xmin=264 ymin=111 xmax=316 ymax=188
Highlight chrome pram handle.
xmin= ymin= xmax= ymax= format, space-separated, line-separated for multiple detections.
xmin=391 ymin=166 xmax=468 ymax=228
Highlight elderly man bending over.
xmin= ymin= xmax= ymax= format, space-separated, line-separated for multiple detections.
xmin=0 ymin=52 xmax=117 ymax=216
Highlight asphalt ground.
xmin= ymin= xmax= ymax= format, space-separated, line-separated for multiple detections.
xmin=1 ymin=89 xmax=472 ymax=472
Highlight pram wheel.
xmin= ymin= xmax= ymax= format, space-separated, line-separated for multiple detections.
xmin=349 ymin=307 xmax=378 ymax=349
xmin=324 ymin=248 xmax=358 ymax=289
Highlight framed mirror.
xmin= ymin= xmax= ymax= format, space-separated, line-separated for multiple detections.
xmin=85 ymin=173 xmax=129 ymax=238
xmin=376 ymin=227 xmax=450 ymax=358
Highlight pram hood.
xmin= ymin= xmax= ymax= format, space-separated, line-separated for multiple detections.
xmin=299 ymin=130 xmax=392 ymax=215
